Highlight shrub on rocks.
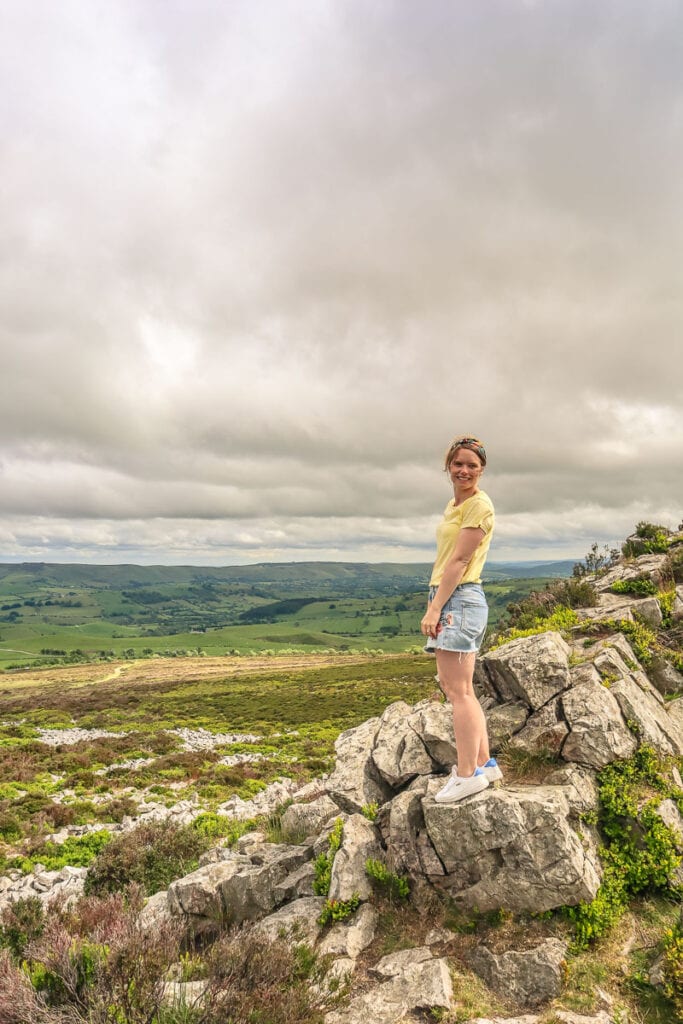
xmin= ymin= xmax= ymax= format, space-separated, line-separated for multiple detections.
xmin=84 ymin=820 xmax=209 ymax=897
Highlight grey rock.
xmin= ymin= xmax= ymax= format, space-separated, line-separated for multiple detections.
xmin=468 ymin=938 xmax=568 ymax=1007
xmin=595 ymin=554 xmax=668 ymax=592
xmin=370 ymin=945 xmax=434 ymax=978
xmin=318 ymin=903 xmax=378 ymax=958
xmin=280 ymin=795 xmax=340 ymax=842
xmin=561 ymin=676 xmax=637 ymax=767
xmin=480 ymin=632 xmax=571 ymax=710
xmin=553 ymin=1013 xmax=615 ymax=1024
xmin=161 ymin=980 xmax=207 ymax=1009
xmin=167 ymin=860 xmax=244 ymax=932
xmin=486 ymin=702 xmax=529 ymax=751
xmin=543 ymin=765 xmax=599 ymax=814
xmin=611 ymin=672 xmax=683 ymax=754
xmin=371 ymin=702 xmax=435 ymax=787
xmin=326 ymin=717 xmax=392 ymax=813
xmin=384 ymin=785 xmax=428 ymax=877
xmin=329 ymin=814 xmax=382 ymax=901
xmin=140 ymin=890 xmax=174 ymax=932
xmin=253 ymin=896 xmax=326 ymax=946
xmin=409 ymin=699 xmax=458 ymax=767
xmin=667 ymin=696 xmax=683 ymax=737
xmin=509 ymin=697 xmax=568 ymax=756
xmin=325 ymin=951 xmax=452 ymax=1024
xmin=219 ymin=843 xmax=313 ymax=923
xmin=272 ymin=861 xmax=316 ymax=903
xmin=673 ymin=586 xmax=683 ymax=622
xmin=647 ymin=656 xmax=683 ymax=697
xmin=423 ymin=784 xmax=601 ymax=912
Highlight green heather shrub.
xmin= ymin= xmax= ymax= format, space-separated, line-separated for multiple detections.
xmin=659 ymin=588 xmax=676 ymax=628
xmin=564 ymin=748 xmax=682 ymax=948
xmin=610 ymin=577 xmax=657 ymax=597
xmin=622 ymin=522 xmax=671 ymax=557
xmin=0 ymin=896 xmax=45 ymax=959
xmin=200 ymin=927 xmax=332 ymax=1023
xmin=0 ymin=888 xmax=182 ymax=1024
xmin=365 ymin=858 xmax=410 ymax=901
xmin=313 ymin=818 xmax=344 ymax=897
xmin=84 ymin=820 xmax=209 ymax=897
xmin=319 ymin=894 xmax=361 ymax=925
xmin=14 ymin=830 xmax=112 ymax=874
xmin=662 ymin=922 xmax=683 ymax=1019
xmin=489 ymin=605 xmax=579 ymax=651
xmin=505 ymin=578 xmax=597 ymax=631
xmin=361 ymin=802 xmax=379 ymax=822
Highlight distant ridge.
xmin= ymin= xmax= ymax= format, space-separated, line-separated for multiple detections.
xmin=0 ymin=558 xmax=575 ymax=590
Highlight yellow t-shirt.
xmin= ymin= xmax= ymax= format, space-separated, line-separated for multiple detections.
xmin=429 ymin=490 xmax=495 ymax=587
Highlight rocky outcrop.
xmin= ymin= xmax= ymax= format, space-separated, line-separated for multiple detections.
xmin=468 ymin=937 xmax=568 ymax=1006
xmin=478 ymin=632 xmax=572 ymax=709
xmin=324 ymin=947 xmax=452 ymax=1024
xmin=422 ymin=784 xmax=601 ymax=912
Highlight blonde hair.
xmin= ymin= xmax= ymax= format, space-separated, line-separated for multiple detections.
xmin=444 ymin=436 xmax=487 ymax=470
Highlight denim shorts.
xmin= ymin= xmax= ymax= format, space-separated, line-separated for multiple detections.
xmin=423 ymin=583 xmax=489 ymax=654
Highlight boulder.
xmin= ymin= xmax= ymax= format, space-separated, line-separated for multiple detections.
xmin=219 ymin=843 xmax=313 ymax=923
xmin=167 ymin=860 xmax=246 ymax=934
xmin=280 ymin=795 xmax=340 ymax=841
xmin=560 ymin=674 xmax=637 ymax=768
xmin=467 ymin=938 xmax=568 ymax=1007
xmin=485 ymin=702 xmax=529 ymax=751
xmin=542 ymin=765 xmax=599 ymax=815
xmin=371 ymin=702 xmax=435 ymax=787
xmin=167 ymin=842 xmax=314 ymax=933
xmin=480 ymin=633 xmax=571 ymax=710
xmin=409 ymin=699 xmax=458 ymax=766
xmin=325 ymin=949 xmax=452 ymax=1024
xmin=595 ymin=554 xmax=668 ymax=592
xmin=509 ymin=698 xmax=568 ymax=755
xmin=325 ymin=717 xmax=392 ymax=812
xmin=318 ymin=903 xmax=378 ymax=958
xmin=272 ymin=861 xmax=316 ymax=903
xmin=253 ymin=896 xmax=326 ymax=946
xmin=329 ymin=814 xmax=382 ymax=902
xmin=647 ymin=655 xmax=683 ymax=697
xmin=611 ymin=672 xmax=683 ymax=754
xmin=383 ymin=785 xmax=428 ymax=877
xmin=423 ymin=784 xmax=601 ymax=913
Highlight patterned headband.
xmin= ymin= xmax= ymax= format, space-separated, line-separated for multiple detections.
xmin=452 ymin=437 xmax=486 ymax=461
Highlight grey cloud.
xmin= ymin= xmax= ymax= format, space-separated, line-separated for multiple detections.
xmin=0 ymin=1 xmax=681 ymax=564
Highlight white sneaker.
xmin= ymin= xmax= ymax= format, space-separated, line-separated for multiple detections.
xmin=481 ymin=758 xmax=503 ymax=783
xmin=434 ymin=767 xmax=489 ymax=803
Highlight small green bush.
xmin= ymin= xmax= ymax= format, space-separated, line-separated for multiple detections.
xmin=622 ymin=522 xmax=671 ymax=557
xmin=84 ymin=820 xmax=209 ymax=897
xmin=313 ymin=818 xmax=344 ymax=897
xmin=662 ymin=922 xmax=683 ymax=1019
xmin=319 ymin=894 xmax=361 ymax=925
xmin=563 ymin=747 xmax=682 ymax=948
xmin=365 ymin=858 xmax=410 ymax=900
xmin=610 ymin=577 xmax=657 ymax=597
xmin=361 ymin=802 xmax=379 ymax=822
xmin=0 ymin=896 xmax=45 ymax=958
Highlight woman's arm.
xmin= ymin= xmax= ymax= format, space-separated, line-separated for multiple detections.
xmin=420 ymin=526 xmax=486 ymax=637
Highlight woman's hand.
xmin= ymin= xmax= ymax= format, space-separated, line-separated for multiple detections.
xmin=420 ymin=604 xmax=442 ymax=637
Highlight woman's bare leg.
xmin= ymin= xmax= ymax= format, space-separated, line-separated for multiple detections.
xmin=436 ymin=649 xmax=489 ymax=776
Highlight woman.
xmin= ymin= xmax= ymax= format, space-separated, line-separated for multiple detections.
xmin=420 ymin=436 xmax=502 ymax=803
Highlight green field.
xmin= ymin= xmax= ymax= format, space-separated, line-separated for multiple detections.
xmin=0 ymin=562 xmax=567 ymax=670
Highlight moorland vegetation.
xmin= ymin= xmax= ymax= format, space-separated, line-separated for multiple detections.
xmin=0 ymin=523 xmax=681 ymax=1022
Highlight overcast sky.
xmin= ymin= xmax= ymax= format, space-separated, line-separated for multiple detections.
xmin=1 ymin=0 xmax=681 ymax=567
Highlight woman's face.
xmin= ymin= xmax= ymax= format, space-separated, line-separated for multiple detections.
xmin=448 ymin=447 xmax=484 ymax=486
